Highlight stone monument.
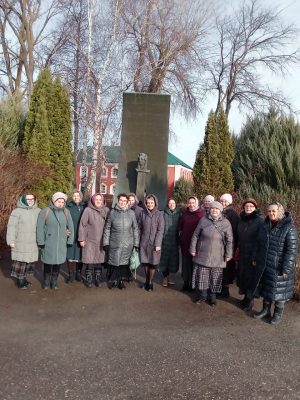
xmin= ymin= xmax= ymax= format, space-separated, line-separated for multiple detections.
xmin=115 ymin=92 xmax=170 ymax=207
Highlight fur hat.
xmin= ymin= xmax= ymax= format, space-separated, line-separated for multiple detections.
xmin=242 ymin=198 xmax=257 ymax=209
xmin=210 ymin=201 xmax=224 ymax=212
xmin=52 ymin=192 xmax=67 ymax=204
xmin=220 ymin=193 xmax=233 ymax=205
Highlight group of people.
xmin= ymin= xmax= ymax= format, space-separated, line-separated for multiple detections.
xmin=6 ymin=189 xmax=298 ymax=325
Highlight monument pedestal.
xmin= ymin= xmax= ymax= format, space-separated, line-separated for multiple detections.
xmin=136 ymin=169 xmax=150 ymax=203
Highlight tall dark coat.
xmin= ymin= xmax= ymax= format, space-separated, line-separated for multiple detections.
xmin=66 ymin=201 xmax=86 ymax=261
xmin=130 ymin=202 xmax=144 ymax=224
xmin=190 ymin=214 xmax=233 ymax=269
xmin=103 ymin=205 xmax=139 ymax=266
xmin=139 ymin=197 xmax=164 ymax=266
xmin=36 ymin=204 xmax=74 ymax=265
xmin=253 ymin=212 xmax=298 ymax=302
xmin=222 ymin=205 xmax=240 ymax=284
xmin=78 ymin=202 xmax=109 ymax=264
xmin=179 ymin=207 xmax=205 ymax=256
xmin=236 ymin=209 xmax=264 ymax=295
xmin=158 ymin=207 xmax=181 ymax=274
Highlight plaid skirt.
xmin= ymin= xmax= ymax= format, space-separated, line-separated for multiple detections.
xmin=11 ymin=261 xmax=35 ymax=279
xmin=192 ymin=264 xmax=223 ymax=292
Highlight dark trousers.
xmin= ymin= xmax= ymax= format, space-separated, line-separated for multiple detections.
xmin=181 ymin=254 xmax=193 ymax=285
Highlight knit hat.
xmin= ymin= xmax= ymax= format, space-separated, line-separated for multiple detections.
xmin=210 ymin=201 xmax=223 ymax=212
xmin=204 ymin=195 xmax=214 ymax=202
xmin=52 ymin=192 xmax=67 ymax=204
xmin=242 ymin=198 xmax=257 ymax=209
xmin=220 ymin=193 xmax=233 ymax=205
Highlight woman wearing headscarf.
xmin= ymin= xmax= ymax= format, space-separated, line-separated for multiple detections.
xmin=179 ymin=196 xmax=204 ymax=292
xmin=103 ymin=193 xmax=139 ymax=289
xmin=236 ymin=198 xmax=264 ymax=310
xmin=37 ymin=192 xmax=74 ymax=290
xmin=128 ymin=192 xmax=144 ymax=224
xmin=78 ymin=193 xmax=109 ymax=288
xmin=219 ymin=193 xmax=240 ymax=298
xmin=66 ymin=189 xmax=86 ymax=283
xmin=139 ymin=194 xmax=164 ymax=291
xmin=6 ymin=193 xmax=40 ymax=289
xmin=190 ymin=201 xmax=233 ymax=306
xmin=159 ymin=198 xmax=181 ymax=287
xmin=253 ymin=202 xmax=298 ymax=324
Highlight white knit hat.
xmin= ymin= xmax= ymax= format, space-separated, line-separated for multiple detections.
xmin=220 ymin=193 xmax=233 ymax=205
xmin=204 ymin=195 xmax=214 ymax=202
xmin=52 ymin=192 xmax=67 ymax=204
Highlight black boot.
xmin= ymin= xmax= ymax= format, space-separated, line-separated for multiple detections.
xmin=243 ymin=297 xmax=254 ymax=311
xmin=253 ymin=301 xmax=271 ymax=319
xmin=118 ymin=279 xmax=126 ymax=290
xmin=43 ymin=273 xmax=51 ymax=290
xmin=75 ymin=269 xmax=82 ymax=282
xmin=17 ymin=279 xmax=28 ymax=289
xmin=51 ymin=272 xmax=59 ymax=290
xmin=95 ymin=269 xmax=102 ymax=288
xmin=66 ymin=270 xmax=75 ymax=284
xmin=209 ymin=293 xmax=217 ymax=307
xmin=85 ymin=269 xmax=93 ymax=288
xmin=270 ymin=303 xmax=284 ymax=325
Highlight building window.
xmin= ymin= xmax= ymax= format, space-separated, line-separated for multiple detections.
xmin=100 ymin=183 xmax=107 ymax=194
xmin=110 ymin=184 xmax=116 ymax=195
xmin=101 ymin=166 xmax=107 ymax=177
xmin=111 ymin=167 xmax=118 ymax=178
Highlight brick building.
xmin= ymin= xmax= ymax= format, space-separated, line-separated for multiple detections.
xmin=75 ymin=146 xmax=192 ymax=200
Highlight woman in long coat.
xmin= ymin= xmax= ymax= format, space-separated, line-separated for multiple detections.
xmin=66 ymin=190 xmax=86 ymax=283
xmin=78 ymin=193 xmax=109 ymax=288
xmin=219 ymin=193 xmax=240 ymax=298
xmin=158 ymin=198 xmax=181 ymax=287
xmin=253 ymin=202 xmax=298 ymax=324
xmin=37 ymin=192 xmax=74 ymax=290
xmin=139 ymin=194 xmax=164 ymax=291
xmin=103 ymin=193 xmax=139 ymax=289
xmin=236 ymin=198 xmax=264 ymax=310
xmin=6 ymin=193 xmax=40 ymax=289
xmin=190 ymin=201 xmax=233 ymax=306
xmin=179 ymin=196 xmax=204 ymax=292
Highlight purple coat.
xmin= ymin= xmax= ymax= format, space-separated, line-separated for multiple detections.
xmin=139 ymin=206 xmax=164 ymax=266
xmin=78 ymin=202 xmax=109 ymax=264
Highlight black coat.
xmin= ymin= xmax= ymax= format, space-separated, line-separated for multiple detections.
xmin=236 ymin=209 xmax=264 ymax=295
xmin=254 ymin=212 xmax=298 ymax=302
xmin=66 ymin=201 xmax=86 ymax=261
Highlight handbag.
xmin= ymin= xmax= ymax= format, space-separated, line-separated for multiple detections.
xmin=129 ymin=248 xmax=140 ymax=279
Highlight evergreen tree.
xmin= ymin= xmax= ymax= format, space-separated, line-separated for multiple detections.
xmin=23 ymin=69 xmax=73 ymax=206
xmin=0 ymin=94 xmax=26 ymax=149
xmin=49 ymin=76 xmax=73 ymax=193
xmin=233 ymin=109 xmax=300 ymax=205
xmin=193 ymin=111 xmax=220 ymax=200
xmin=216 ymin=107 xmax=234 ymax=193
xmin=173 ymin=177 xmax=193 ymax=205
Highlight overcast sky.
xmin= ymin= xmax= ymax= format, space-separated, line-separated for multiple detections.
xmin=169 ymin=0 xmax=300 ymax=168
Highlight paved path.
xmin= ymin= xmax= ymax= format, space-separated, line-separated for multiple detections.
xmin=0 ymin=251 xmax=299 ymax=400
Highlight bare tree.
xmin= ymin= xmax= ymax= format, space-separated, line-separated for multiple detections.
xmin=208 ymin=0 xmax=299 ymax=116
xmin=0 ymin=0 xmax=62 ymax=97
xmin=121 ymin=0 xmax=212 ymax=116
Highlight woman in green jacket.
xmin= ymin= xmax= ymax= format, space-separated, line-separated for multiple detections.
xmin=37 ymin=192 xmax=74 ymax=290
xmin=6 ymin=193 xmax=40 ymax=289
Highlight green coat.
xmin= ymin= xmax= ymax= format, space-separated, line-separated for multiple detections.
xmin=36 ymin=203 xmax=74 ymax=265
xmin=6 ymin=197 xmax=40 ymax=263
xmin=158 ymin=207 xmax=181 ymax=273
